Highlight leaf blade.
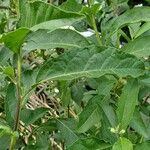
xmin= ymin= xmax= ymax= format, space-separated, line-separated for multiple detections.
xmin=122 ymin=35 xmax=150 ymax=57
xmin=0 ymin=28 xmax=30 ymax=53
xmin=18 ymin=0 xmax=84 ymax=28
xmin=112 ymin=137 xmax=133 ymax=150
xmin=37 ymin=47 xmax=145 ymax=83
xmin=117 ymin=79 xmax=139 ymax=130
xmin=23 ymin=29 xmax=89 ymax=52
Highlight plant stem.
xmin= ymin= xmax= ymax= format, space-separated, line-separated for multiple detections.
xmin=139 ymin=135 xmax=144 ymax=143
xmin=14 ymin=53 xmax=22 ymax=131
xmin=9 ymin=53 xmax=22 ymax=150
xmin=87 ymin=0 xmax=102 ymax=46
xmin=91 ymin=14 xmax=102 ymax=46
xmin=9 ymin=134 xmax=17 ymax=150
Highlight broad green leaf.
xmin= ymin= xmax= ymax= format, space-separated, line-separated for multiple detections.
xmin=67 ymin=138 xmax=112 ymax=150
xmin=58 ymin=81 xmax=71 ymax=106
xmin=20 ymin=107 xmax=49 ymax=126
xmin=31 ymin=18 xmax=83 ymax=31
xmin=97 ymin=76 xmax=116 ymax=96
xmin=22 ymin=68 xmax=38 ymax=94
xmin=34 ymin=119 xmax=57 ymax=133
xmin=77 ymin=96 xmax=101 ymax=133
xmin=56 ymin=118 xmax=79 ymax=147
xmin=81 ymin=3 xmax=101 ymax=26
xmin=59 ymin=0 xmax=82 ymax=12
xmin=0 ymin=28 xmax=30 ymax=53
xmin=82 ymin=3 xmax=101 ymax=16
xmin=3 ymin=66 xmax=15 ymax=79
xmin=102 ymin=7 xmax=150 ymax=44
xmin=122 ymin=36 xmax=150 ymax=57
xmin=134 ymin=22 xmax=150 ymax=38
xmin=0 ymin=125 xmax=12 ymax=137
xmin=130 ymin=109 xmax=148 ymax=138
xmin=24 ymin=133 xmax=50 ymax=150
xmin=0 ymin=46 xmax=12 ymax=66
xmin=71 ymin=81 xmax=86 ymax=105
xmin=0 ymin=135 xmax=10 ymax=150
xmin=100 ymin=119 xmax=117 ymax=144
xmin=23 ymin=29 xmax=89 ymax=52
xmin=134 ymin=141 xmax=150 ymax=150
xmin=140 ymin=75 xmax=150 ymax=86
xmin=37 ymin=46 xmax=144 ymax=83
xmin=5 ymin=83 xmax=17 ymax=127
xmin=18 ymin=0 xmax=84 ymax=28
xmin=128 ymin=23 xmax=141 ymax=39
xmin=117 ymin=79 xmax=139 ymax=130
xmin=98 ymin=98 xmax=117 ymax=128
xmin=98 ymin=96 xmax=118 ymax=143
xmin=112 ymin=137 xmax=133 ymax=150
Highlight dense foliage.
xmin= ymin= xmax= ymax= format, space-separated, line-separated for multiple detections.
xmin=0 ymin=0 xmax=150 ymax=149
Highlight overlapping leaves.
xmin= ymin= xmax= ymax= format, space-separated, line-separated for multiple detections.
xmin=37 ymin=46 xmax=145 ymax=83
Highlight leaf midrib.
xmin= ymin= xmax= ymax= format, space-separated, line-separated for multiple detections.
xmin=38 ymin=68 xmax=143 ymax=82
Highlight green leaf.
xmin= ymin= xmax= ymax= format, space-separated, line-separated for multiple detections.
xmin=34 ymin=119 xmax=57 ymax=133
xmin=82 ymin=3 xmax=101 ymax=16
xmin=98 ymin=96 xmax=118 ymax=143
xmin=130 ymin=108 xmax=148 ymax=138
xmin=59 ymin=81 xmax=71 ymax=106
xmin=117 ymin=79 xmax=139 ymax=130
xmin=102 ymin=7 xmax=150 ymax=44
xmin=0 ymin=28 xmax=30 ymax=53
xmin=97 ymin=76 xmax=116 ymax=96
xmin=20 ymin=107 xmax=49 ymax=126
xmin=24 ymin=132 xmax=50 ymax=150
xmin=3 ymin=66 xmax=15 ymax=79
xmin=0 ymin=135 xmax=10 ymax=150
xmin=37 ymin=46 xmax=144 ymax=83
xmin=71 ymin=81 xmax=86 ymax=105
xmin=140 ymin=75 xmax=150 ymax=86
xmin=128 ymin=23 xmax=141 ymax=39
xmin=31 ymin=18 xmax=83 ymax=31
xmin=18 ymin=0 xmax=84 ymax=28
xmin=81 ymin=3 xmax=101 ymax=26
xmin=98 ymin=97 xmax=117 ymax=128
xmin=0 ymin=46 xmax=12 ymax=66
xmin=59 ymin=0 xmax=82 ymax=12
xmin=5 ymin=83 xmax=17 ymax=127
xmin=67 ymin=138 xmax=112 ymax=150
xmin=0 ymin=125 xmax=12 ymax=137
xmin=134 ymin=141 xmax=150 ymax=150
xmin=134 ymin=22 xmax=150 ymax=38
xmin=22 ymin=68 xmax=38 ymax=95
xmin=77 ymin=96 xmax=101 ymax=133
xmin=23 ymin=29 xmax=89 ymax=52
xmin=112 ymin=137 xmax=133 ymax=150
xmin=122 ymin=36 xmax=150 ymax=57
xmin=56 ymin=118 xmax=79 ymax=147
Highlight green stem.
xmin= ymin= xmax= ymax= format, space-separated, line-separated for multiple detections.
xmin=139 ymin=135 xmax=144 ymax=143
xmin=9 ymin=53 xmax=22 ymax=150
xmin=14 ymin=53 xmax=22 ymax=131
xmin=9 ymin=134 xmax=17 ymax=150
xmin=91 ymin=14 xmax=102 ymax=46
xmin=87 ymin=0 xmax=102 ymax=46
